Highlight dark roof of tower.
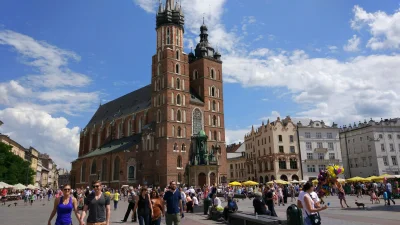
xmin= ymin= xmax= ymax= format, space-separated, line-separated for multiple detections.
xmin=156 ymin=0 xmax=184 ymax=30
xmin=85 ymin=85 xmax=152 ymax=129
xmin=191 ymin=22 xmax=222 ymax=63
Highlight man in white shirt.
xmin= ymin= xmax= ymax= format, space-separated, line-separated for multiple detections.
xmin=213 ymin=194 xmax=222 ymax=207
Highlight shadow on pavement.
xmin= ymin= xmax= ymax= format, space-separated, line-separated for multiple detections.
xmin=343 ymin=204 xmax=400 ymax=212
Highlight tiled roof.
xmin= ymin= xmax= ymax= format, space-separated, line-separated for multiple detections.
xmin=77 ymin=134 xmax=142 ymax=160
xmin=85 ymin=85 xmax=152 ymax=129
xmin=226 ymin=142 xmax=243 ymax=153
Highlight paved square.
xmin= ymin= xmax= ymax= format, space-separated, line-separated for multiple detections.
xmin=0 ymin=195 xmax=398 ymax=225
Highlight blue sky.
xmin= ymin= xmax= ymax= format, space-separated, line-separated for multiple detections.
xmin=1 ymin=0 xmax=400 ymax=169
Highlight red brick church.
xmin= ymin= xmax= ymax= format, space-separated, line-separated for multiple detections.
xmin=70 ymin=0 xmax=227 ymax=189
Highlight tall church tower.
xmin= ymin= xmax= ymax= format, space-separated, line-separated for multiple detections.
xmin=188 ymin=21 xmax=227 ymax=184
xmin=151 ymin=0 xmax=191 ymax=185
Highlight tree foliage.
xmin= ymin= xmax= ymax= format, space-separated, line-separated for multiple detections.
xmin=0 ymin=142 xmax=35 ymax=185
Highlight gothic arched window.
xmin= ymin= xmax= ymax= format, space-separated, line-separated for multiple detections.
xmin=177 ymin=156 xmax=182 ymax=168
xmin=192 ymin=108 xmax=203 ymax=135
xmin=113 ymin=157 xmax=120 ymax=180
xmin=176 ymin=50 xmax=179 ymax=60
xmin=211 ymin=68 xmax=215 ymax=79
xmin=193 ymin=70 xmax=199 ymax=80
xmin=174 ymin=143 xmax=178 ymax=150
xmin=212 ymin=101 xmax=216 ymax=111
xmin=167 ymin=28 xmax=170 ymax=44
xmin=212 ymin=115 xmax=217 ymax=126
xmin=177 ymin=110 xmax=182 ymax=122
xmin=91 ymin=160 xmax=97 ymax=174
xmin=177 ymin=126 xmax=182 ymax=137
xmin=176 ymin=94 xmax=181 ymax=105
xmin=176 ymin=78 xmax=180 ymax=89
xmin=101 ymin=158 xmax=107 ymax=181
xmin=81 ymin=162 xmax=86 ymax=182
xmin=211 ymin=86 xmax=215 ymax=97
xmin=175 ymin=64 xmax=180 ymax=74
xmin=128 ymin=166 xmax=135 ymax=179
xmin=157 ymin=110 xmax=161 ymax=123
xmin=213 ymin=131 xmax=217 ymax=140
xmin=182 ymin=143 xmax=186 ymax=151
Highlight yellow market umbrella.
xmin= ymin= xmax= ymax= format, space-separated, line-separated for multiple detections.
xmin=267 ymin=179 xmax=289 ymax=185
xmin=242 ymin=181 xmax=259 ymax=186
xmin=379 ymin=174 xmax=396 ymax=179
xmin=346 ymin=176 xmax=365 ymax=182
xmin=229 ymin=181 xmax=242 ymax=186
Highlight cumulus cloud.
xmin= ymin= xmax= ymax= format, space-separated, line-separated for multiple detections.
xmin=343 ymin=35 xmax=361 ymax=52
xmin=134 ymin=1 xmax=400 ymax=143
xmin=0 ymin=108 xmax=80 ymax=169
xmin=351 ymin=5 xmax=400 ymax=50
xmin=0 ymin=30 xmax=99 ymax=169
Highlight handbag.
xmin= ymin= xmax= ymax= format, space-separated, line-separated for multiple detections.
xmin=305 ymin=211 xmax=321 ymax=225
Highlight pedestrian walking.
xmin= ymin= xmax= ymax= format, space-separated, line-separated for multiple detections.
xmin=132 ymin=187 xmax=153 ymax=225
xmin=299 ymin=182 xmax=328 ymax=225
xmin=121 ymin=187 xmax=138 ymax=222
xmin=80 ymin=180 xmax=111 ymax=225
xmin=113 ymin=190 xmax=120 ymax=210
xmin=163 ymin=181 xmax=183 ymax=225
xmin=263 ymin=186 xmax=277 ymax=217
xmin=150 ymin=190 xmax=164 ymax=225
xmin=47 ymin=184 xmax=82 ymax=225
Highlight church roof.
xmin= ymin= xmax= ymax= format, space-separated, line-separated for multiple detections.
xmin=77 ymin=134 xmax=142 ymax=160
xmin=86 ymin=85 xmax=152 ymax=129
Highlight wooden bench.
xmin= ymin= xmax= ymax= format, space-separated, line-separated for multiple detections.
xmin=229 ymin=212 xmax=287 ymax=225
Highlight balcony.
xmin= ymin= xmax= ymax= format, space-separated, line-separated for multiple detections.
xmin=314 ymin=148 xmax=328 ymax=153
xmin=304 ymin=159 xmax=340 ymax=164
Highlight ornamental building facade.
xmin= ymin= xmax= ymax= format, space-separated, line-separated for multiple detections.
xmin=244 ymin=116 xmax=302 ymax=184
xmin=70 ymin=0 xmax=227 ymax=189
xmin=297 ymin=120 xmax=342 ymax=181
xmin=340 ymin=118 xmax=400 ymax=178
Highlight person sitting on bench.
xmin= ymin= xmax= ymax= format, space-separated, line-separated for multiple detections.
xmin=222 ymin=196 xmax=238 ymax=222
xmin=253 ymin=192 xmax=271 ymax=216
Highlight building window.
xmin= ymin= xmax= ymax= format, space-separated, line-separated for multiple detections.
xmin=388 ymin=134 xmax=392 ymax=139
xmin=329 ymin=153 xmax=335 ymax=159
xmin=391 ymin=156 xmax=398 ymax=166
xmin=318 ymin=153 xmax=324 ymax=159
xmin=317 ymin=142 xmax=323 ymax=148
xmin=210 ymin=68 xmax=215 ymax=79
xmin=177 ymin=110 xmax=182 ymax=122
xmin=307 ymin=165 xmax=316 ymax=172
xmin=379 ymin=134 xmax=383 ymax=139
xmin=212 ymin=101 xmax=216 ymax=111
xmin=278 ymin=135 xmax=283 ymax=142
xmin=166 ymin=27 xmax=170 ymax=44
xmin=193 ymin=70 xmax=199 ymax=80
xmin=176 ymin=50 xmax=179 ymax=60
xmin=354 ymin=158 xmax=359 ymax=167
xmin=81 ymin=162 xmax=86 ymax=182
xmin=113 ymin=157 xmax=120 ymax=180
xmin=289 ymin=146 xmax=294 ymax=153
xmin=279 ymin=159 xmax=286 ymax=169
xmin=177 ymin=156 xmax=182 ymax=168
xmin=101 ymin=159 xmax=107 ymax=181
xmin=305 ymin=132 xmax=311 ymax=138
xmin=176 ymin=94 xmax=181 ymax=105
xmin=173 ymin=143 xmax=178 ymax=151
xmin=316 ymin=132 xmax=321 ymax=138
xmin=176 ymin=78 xmax=180 ymax=89
xmin=212 ymin=115 xmax=217 ymax=126
xmin=289 ymin=135 xmax=294 ymax=143
xmin=368 ymin=145 xmax=371 ymax=151
xmin=279 ymin=146 xmax=284 ymax=153
xmin=157 ymin=110 xmax=162 ymax=123
xmin=290 ymin=159 xmax=297 ymax=169
xmin=91 ymin=160 xmax=97 ymax=174
xmin=192 ymin=108 xmax=202 ymax=135
xmin=307 ymin=153 xmax=313 ymax=159
xmin=318 ymin=165 xmax=326 ymax=171
xmin=368 ymin=156 xmax=372 ymax=166
xmin=327 ymin=133 xmax=332 ymax=139
xmin=390 ymin=144 xmax=394 ymax=151
xmin=128 ymin=166 xmax=135 ymax=179
xmin=177 ymin=127 xmax=182 ymax=137
xmin=328 ymin=142 xmax=334 ymax=150
xmin=362 ymin=157 xmax=367 ymax=167
xmin=306 ymin=142 xmax=312 ymax=150
xmin=211 ymin=86 xmax=215 ymax=97
xmin=181 ymin=144 xmax=186 ymax=152
xmin=381 ymin=144 xmax=385 ymax=152
xmin=175 ymin=64 xmax=180 ymax=74
xmin=213 ymin=131 xmax=217 ymax=140
xmin=383 ymin=156 xmax=388 ymax=166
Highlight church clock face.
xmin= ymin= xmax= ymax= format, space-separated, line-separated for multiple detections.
xmin=193 ymin=108 xmax=203 ymax=135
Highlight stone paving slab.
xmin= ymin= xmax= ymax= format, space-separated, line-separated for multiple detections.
xmin=0 ymin=195 xmax=399 ymax=225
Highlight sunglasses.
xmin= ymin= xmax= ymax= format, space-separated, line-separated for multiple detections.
xmin=92 ymin=185 xmax=100 ymax=188
xmin=63 ymin=189 xmax=71 ymax=191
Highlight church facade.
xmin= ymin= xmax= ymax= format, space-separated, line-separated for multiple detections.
xmin=70 ymin=0 xmax=227 ymax=189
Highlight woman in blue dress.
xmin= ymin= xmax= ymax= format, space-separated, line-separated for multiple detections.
xmin=47 ymin=185 xmax=82 ymax=225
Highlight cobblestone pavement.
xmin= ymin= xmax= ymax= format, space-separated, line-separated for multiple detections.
xmin=0 ymin=195 xmax=398 ymax=225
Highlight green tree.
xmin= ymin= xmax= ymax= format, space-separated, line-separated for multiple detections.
xmin=0 ymin=142 xmax=35 ymax=185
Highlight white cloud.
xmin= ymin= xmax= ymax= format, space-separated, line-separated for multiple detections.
xmin=343 ymin=35 xmax=361 ymax=52
xmin=351 ymin=5 xmax=400 ymax=50
xmin=0 ymin=30 xmax=99 ymax=168
xmin=0 ymin=108 xmax=80 ymax=169
xmin=132 ymin=0 xmax=157 ymax=13
xmin=134 ymin=1 xmax=400 ymax=134
xmin=225 ymin=128 xmax=248 ymax=144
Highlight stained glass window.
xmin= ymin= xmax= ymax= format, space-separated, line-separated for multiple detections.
xmin=192 ymin=109 xmax=202 ymax=135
